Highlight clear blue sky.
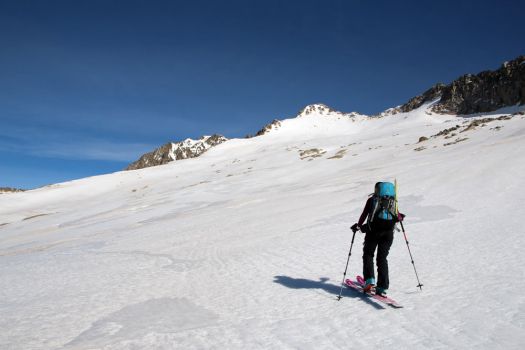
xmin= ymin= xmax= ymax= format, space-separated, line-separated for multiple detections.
xmin=1 ymin=0 xmax=524 ymax=189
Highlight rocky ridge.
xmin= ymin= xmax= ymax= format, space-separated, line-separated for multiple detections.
xmin=126 ymin=134 xmax=227 ymax=170
xmin=253 ymin=120 xmax=282 ymax=137
xmin=0 ymin=187 xmax=25 ymax=194
xmin=399 ymin=83 xmax=446 ymax=113
xmin=400 ymin=55 xmax=524 ymax=115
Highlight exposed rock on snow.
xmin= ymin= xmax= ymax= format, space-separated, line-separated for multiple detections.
xmin=327 ymin=149 xmax=348 ymax=159
xmin=126 ymin=134 xmax=227 ymax=170
xmin=298 ymin=148 xmax=326 ymax=160
xmin=425 ymin=115 xmax=514 ymax=143
xmin=373 ymin=106 xmax=403 ymax=118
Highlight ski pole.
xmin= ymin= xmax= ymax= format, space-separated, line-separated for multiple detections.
xmin=399 ymin=221 xmax=423 ymax=290
xmin=337 ymin=225 xmax=358 ymax=300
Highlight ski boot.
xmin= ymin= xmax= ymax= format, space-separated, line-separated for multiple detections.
xmin=375 ymin=287 xmax=388 ymax=298
xmin=363 ymin=278 xmax=376 ymax=293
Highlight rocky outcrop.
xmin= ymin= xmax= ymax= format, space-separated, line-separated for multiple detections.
xmin=399 ymin=55 xmax=525 ymax=115
xmin=434 ymin=56 xmax=525 ymax=114
xmin=0 ymin=187 xmax=25 ymax=193
xmin=400 ymin=83 xmax=446 ymax=112
xmin=374 ymin=106 xmax=402 ymax=118
xmin=254 ymin=119 xmax=282 ymax=137
xmin=126 ymin=134 xmax=227 ymax=170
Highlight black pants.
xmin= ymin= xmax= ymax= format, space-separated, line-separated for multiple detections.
xmin=363 ymin=228 xmax=394 ymax=290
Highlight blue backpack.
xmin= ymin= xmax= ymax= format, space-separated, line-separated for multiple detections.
xmin=369 ymin=182 xmax=397 ymax=222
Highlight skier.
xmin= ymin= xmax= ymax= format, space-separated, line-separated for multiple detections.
xmin=351 ymin=182 xmax=404 ymax=297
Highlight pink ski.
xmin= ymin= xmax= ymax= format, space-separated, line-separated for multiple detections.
xmin=345 ymin=277 xmax=403 ymax=308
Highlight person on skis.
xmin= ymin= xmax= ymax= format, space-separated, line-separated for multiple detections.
xmin=351 ymin=182 xmax=404 ymax=297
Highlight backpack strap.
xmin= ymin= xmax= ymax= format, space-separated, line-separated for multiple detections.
xmin=368 ymin=195 xmax=380 ymax=224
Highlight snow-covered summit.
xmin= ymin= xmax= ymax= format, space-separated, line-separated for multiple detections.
xmin=297 ymin=103 xmax=361 ymax=118
xmin=128 ymin=103 xmax=365 ymax=167
xmin=297 ymin=103 xmax=335 ymax=117
xmin=253 ymin=104 xmax=367 ymax=137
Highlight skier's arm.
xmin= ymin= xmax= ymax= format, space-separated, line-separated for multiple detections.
xmin=357 ymin=197 xmax=372 ymax=227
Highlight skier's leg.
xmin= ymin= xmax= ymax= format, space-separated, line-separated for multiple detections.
xmin=362 ymin=231 xmax=378 ymax=283
xmin=376 ymin=229 xmax=394 ymax=290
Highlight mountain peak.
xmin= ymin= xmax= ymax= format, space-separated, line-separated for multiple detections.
xmin=296 ymin=103 xmax=364 ymax=119
xmin=297 ymin=103 xmax=334 ymax=117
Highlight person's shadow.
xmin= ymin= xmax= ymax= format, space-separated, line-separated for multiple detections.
xmin=273 ymin=275 xmax=384 ymax=309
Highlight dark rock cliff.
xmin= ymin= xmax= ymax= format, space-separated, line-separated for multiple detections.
xmin=400 ymin=55 xmax=525 ymax=115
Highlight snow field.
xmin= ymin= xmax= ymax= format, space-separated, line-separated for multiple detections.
xmin=1 ymin=105 xmax=525 ymax=349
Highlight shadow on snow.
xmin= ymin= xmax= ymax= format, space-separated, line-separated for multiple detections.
xmin=273 ymin=275 xmax=384 ymax=309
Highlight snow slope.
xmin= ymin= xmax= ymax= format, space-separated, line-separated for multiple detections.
xmin=1 ymin=104 xmax=525 ymax=349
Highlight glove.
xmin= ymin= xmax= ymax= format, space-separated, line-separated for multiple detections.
xmin=350 ymin=223 xmax=359 ymax=233
xmin=398 ymin=213 xmax=406 ymax=222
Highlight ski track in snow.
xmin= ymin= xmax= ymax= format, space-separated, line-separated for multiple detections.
xmin=1 ymin=106 xmax=525 ymax=349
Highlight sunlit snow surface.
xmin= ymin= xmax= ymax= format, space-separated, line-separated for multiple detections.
xmin=1 ymin=104 xmax=525 ymax=349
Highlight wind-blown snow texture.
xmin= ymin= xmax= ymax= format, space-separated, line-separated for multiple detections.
xmin=1 ymin=103 xmax=525 ymax=349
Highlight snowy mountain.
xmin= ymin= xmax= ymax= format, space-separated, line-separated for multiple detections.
xmin=129 ymin=104 xmax=364 ymax=168
xmin=2 ymin=99 xmax=525 ymax=349
xmin=126 ymin=56 xmax=524 ymax=171
xmin=251 ymin=104 xmax=365 ymax=137
xmin=126 ymin=134 xmax=227 ymax=170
